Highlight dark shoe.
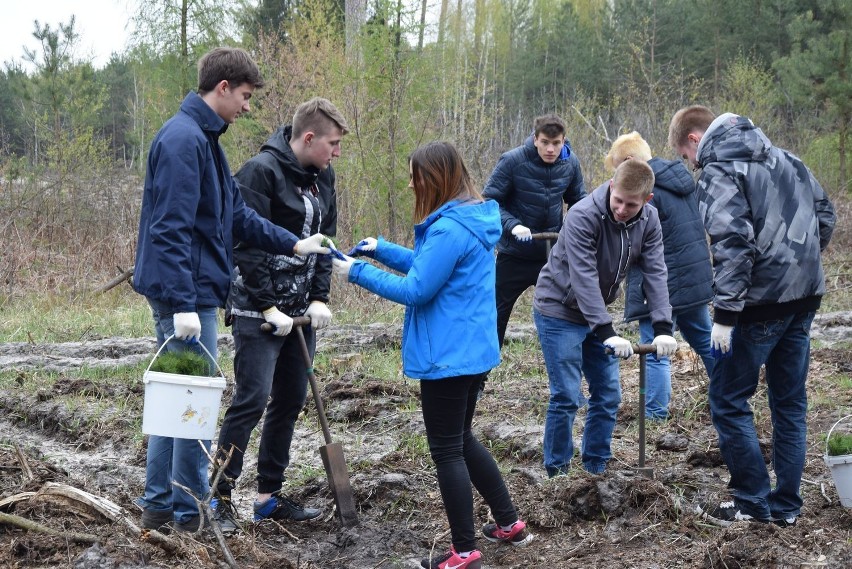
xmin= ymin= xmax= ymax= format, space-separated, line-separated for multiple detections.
xmin=141 ymin=508 xmax=172 ymax=534
xmin=771 ymin=515 xmax=797 ymax=527
xmin=695 ymin=500 xmax=768 ymax=527
xmin=211 ymin=496 xmax=239 ymax=534
xmin=420 ymin=546 xmax=482 ymax=569
xmin=253 ymin=491 xmax=321 ymax=522
xmin=481 ymin=520 xmax=534 ymax=546
xmin=173 ymin=514 xmax=202 ymax=533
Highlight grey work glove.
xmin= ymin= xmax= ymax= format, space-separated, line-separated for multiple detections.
xmin=304 ymin=301 xmax=332 ymax=330
xmin=711 ymin=323 xmax=734 ymax=358
xmin=652 ymin=334 xmax=678 ymax=357
xmin=262 ymin=307 xmax=293 ymax=336
xmin=294 ymin=233 xmax=332 ymax=256
xmin=332 ymin=253 xmax=357 ymax=277
xmin=511 ymin=224 xmax=533 ymax=242
xmin=173 ymin=312 xmax=201 ymax=344
xmin=604 ymin=336 xmax=634 ymax=358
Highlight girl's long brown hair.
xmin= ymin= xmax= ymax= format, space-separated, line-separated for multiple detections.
xmin=410 ymin=141 xmax=482 ymax=222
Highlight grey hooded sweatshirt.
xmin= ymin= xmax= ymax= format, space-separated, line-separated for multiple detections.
xmin=533 ymin=181 xmax=672 ymax=343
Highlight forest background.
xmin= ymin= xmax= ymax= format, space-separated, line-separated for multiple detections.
xmin=0 ymin=0 xmax=850 ymax=308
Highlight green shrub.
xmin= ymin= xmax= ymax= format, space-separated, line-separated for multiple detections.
xmin=827 ymin=432 xmax=852 ymax=456
xmin=149 ymin=350 xmax=211 ymax=377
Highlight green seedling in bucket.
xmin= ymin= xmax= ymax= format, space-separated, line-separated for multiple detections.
xmin=149 ymin=350 xmax=211 ymax=377
xmin=827 ymin=432 xmax=852 ymax=456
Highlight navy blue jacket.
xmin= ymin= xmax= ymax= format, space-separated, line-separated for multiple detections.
xmin=482 ymin=137 xmax=585 ymax=262
xmin=624 ymin=158 xmax=713 ymax=321
xmin=133 ymin=92 xmax=299 ymax=312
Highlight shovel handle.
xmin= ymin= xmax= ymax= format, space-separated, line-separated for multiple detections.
xmin=531 ymin=232 xmax=560 ymax=241
xmin=604 ymin=343 xmax=658 ymax=356
xmin=260 ymin=316 xmax=310 ymax=333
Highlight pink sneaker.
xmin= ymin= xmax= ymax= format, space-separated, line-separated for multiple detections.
xmin=481 ymin=520 xmax=534 ymax=546
xmin=420 ymin=545 xmax=482 ymax=569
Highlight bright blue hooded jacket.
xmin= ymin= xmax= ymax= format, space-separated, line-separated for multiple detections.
xmin=347 ymin=199 xmax=502 ymax=380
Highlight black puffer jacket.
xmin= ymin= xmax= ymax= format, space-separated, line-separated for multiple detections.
xmin=483 ymin=137 xmax=585 ymax=261
xmin=624 ymin=158 xmax=713 ymax=321
xmin=228 ymin=126 xmax=337 ymax=318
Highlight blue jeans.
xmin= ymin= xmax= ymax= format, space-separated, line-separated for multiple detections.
xmin=709 ymin=310 xmax=815 ymax=521
xmin=639 ymin=304 xmax=714 ymax=419
xmin=535 ymin=310 xmax=621 ymax=476
xmin=215 ymin=315 xmax=313 ymax=496
xmin=420 ymin=374 xmax=517 ymax=552
xmin=137 ymin=299 xmax=219 ymax=524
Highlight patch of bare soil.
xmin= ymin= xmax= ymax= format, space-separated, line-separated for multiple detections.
xmin=1 ymin=320 xmax=851 ymax=568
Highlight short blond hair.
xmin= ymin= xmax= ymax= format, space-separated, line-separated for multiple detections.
xmin=612 ymin=159 xmax=654 ymax=198
xmin=605 ymin=131 xmax=652 ymax=171
xmin=668 ymin=105 xmax=715 ymax=149
xmin=292 ymin=97 xmax=349 ymax=138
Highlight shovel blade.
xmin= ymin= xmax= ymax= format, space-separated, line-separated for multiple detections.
xmin=319 ymin=442 xmax=359 ymax=527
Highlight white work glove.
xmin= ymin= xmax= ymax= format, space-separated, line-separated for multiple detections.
xmin=511 ymin=224 xmax=533 ymax=242
xmin=711 ymin=323 xmax=734 ymax=358
xmin=294 ymin=233 xmax=331 ymax=256
xmin=173 ymin=312 xmax=201 ymax=344
xmin=262 ymin=307 xmax=293 ymax=336
xmin=332 ymin=253 xmax=357 ymax=277
xmin=604 ymin=336 xmax=634 ymax=359
xmin=652 ymin=334 xmax=678 ymax=357
xmin=304 ymin=301 xmax=332 ymax=330
xmin=347 ymin=237 xmax=377 ymax=257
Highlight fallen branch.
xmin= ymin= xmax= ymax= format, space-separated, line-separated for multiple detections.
xmin=14 ymin=444 xmax=34 ymax=481
xmin=0 ymin=511 xmax=98 ymax=543
xmin=95 ymin=266 xmax=134 ymax=294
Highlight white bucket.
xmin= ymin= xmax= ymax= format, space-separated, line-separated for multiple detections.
xmin=141 ymin=336 xmax=226 ymax=440
xmin=823 ymin=415 xmax=852 ymax=508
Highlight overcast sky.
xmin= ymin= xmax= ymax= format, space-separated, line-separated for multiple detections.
xmin=1 ymin=0 xmax=132 ymax=70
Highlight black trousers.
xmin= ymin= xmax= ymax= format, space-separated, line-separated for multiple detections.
xmin=495 ymin=253 xmax=547 ymax=346
xmin=420 ymin=374 xmax=518 ymax=551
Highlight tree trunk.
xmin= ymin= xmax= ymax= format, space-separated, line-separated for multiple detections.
xmin=418 ymin=0 xmax=427 ymax=51
xmin=345 ymin=0 xmax=367 ymax=59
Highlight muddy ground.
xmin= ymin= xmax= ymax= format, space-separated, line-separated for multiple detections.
xmin=1 ymin=314 xmax=851 ymax=568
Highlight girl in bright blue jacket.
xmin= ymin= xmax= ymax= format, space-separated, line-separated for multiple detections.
xmin=332 ymin=141 xmax=532 ymax=569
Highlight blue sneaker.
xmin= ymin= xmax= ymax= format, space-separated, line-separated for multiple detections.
xmin=253 ymin=491 xmax=321 ymax=522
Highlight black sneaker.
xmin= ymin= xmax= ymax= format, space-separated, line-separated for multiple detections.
xmin=253 ymin=491 xmax=321 ymax=522
xmin=141 ymin=508 xmax=172 ymax=534
xmin=481 ymin=520 xmax=534 ymax=546
xmin=211 ymin=496 xmax=239 ymax=534
xmin=695 ymin=500 xmax=767 ymax=527
xmin=173 ymin=514 xmax=202 ymax=533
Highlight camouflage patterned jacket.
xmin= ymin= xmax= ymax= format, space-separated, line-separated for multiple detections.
xmin=695 ymin=113 xmax=836 ymax=325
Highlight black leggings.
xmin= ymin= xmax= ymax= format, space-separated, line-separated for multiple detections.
xmin=420 ymin=373 xmax=518 ymax=551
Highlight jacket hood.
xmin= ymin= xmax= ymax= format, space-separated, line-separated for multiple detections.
xmin=696 ymin=113 xmax=771 ymax=168
xmin=649 ymin=157 xmax=695 ymax=197
xmin=425 ymin=199 xmax=502 ymax=249
xmin=260 ymin=125 xmax=320 ymax=187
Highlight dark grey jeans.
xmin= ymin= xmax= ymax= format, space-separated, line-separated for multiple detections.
xmin=214 ymin=315 xmax=314 ymax=495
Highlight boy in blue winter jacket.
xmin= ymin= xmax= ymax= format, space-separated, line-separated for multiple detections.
xmin=533 ymin=159 xmax=677 ymax=478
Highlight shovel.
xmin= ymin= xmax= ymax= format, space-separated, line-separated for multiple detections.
xmin=261 ymin=317 xmax=359 ymax=527
xmin=531 ymin=231 xmax=560 ymax=258
xmin=607 ymin=343 xmax=658 ymax=479
xmin=632 ymin=343 xmax=658 ymax=479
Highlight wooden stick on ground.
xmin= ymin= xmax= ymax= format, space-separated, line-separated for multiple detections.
xmin=0 ymin=511 xmax=98 ymax=543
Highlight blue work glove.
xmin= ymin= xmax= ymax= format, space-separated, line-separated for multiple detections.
xmin=710 ymin=323 xmax=734 ymax=358
xmin=173 ymin=312 xmax=200 ymax=344
xmin=347 ymin=237 xmax=378 ymax=257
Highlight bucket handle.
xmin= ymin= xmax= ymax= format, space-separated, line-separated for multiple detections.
xmin=825 ymin=414 xmax=852 ymax=457
xmin=144 ymin=334 xmax=226 ymax=380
